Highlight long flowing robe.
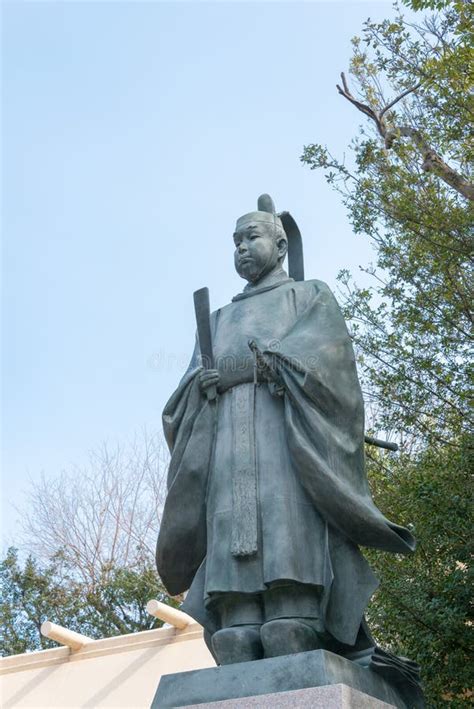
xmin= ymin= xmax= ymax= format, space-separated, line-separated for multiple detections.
xmin=156 ymin=274 xmax=415 ymax=646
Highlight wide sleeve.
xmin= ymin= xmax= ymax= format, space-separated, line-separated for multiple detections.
xmin=157 ymin=367 xmax=216 ymax=595
xmin=263 ymin=280 xmax=415 ymax=555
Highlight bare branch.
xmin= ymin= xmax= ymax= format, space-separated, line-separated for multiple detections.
xmin=379 ymin=82 xmax=422 ymax=119
xmin=337 ymin=73 xmax=474 ymax=202
xmin=336 ymin=73 xmax=385 ymax=137
xmin=19 ymin=429 xmax=169 ymax=587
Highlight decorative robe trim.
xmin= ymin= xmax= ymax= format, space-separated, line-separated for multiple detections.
xmin=230 ymin=385 xmax=258 ymax=556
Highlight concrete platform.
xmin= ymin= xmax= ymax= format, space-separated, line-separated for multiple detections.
xmin=182 ymin=683 xmax=396 ymax=707
xmin=152 ymin=649 xmax=413 ymax=708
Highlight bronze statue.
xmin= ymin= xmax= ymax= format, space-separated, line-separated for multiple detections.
xmin=156 ymin=195 xmax=421 ymax=702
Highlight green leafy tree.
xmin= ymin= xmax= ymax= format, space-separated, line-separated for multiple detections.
xmin=1 ymin=549 xmax=85 ymax=655
xmin=302 ymin=0 xmax=472 ymax=449
xmin=0 ymin=547 xmax=175 ymax=656
xmin=366 ymin=440 xmax=473 ymax=707
xmin=302 ymin=1 xmax=473 ymax=705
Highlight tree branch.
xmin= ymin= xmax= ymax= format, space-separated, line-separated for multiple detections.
xmin=337 ymin=72 xmax=474 ymax=202
xmin=379 ymin=83 xmax=422 ymax=119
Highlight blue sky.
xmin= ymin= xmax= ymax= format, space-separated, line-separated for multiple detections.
xmin=2 ymin=0 xmax=399 ymax=545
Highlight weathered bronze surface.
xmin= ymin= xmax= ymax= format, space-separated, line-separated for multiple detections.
xmin=155 ymin=195 xmax=422 ymax=706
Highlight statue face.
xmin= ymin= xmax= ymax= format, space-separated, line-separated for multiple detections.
xmin=233 ymin=222 xmax=286 ymax=284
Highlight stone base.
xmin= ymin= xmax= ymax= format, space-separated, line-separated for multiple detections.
xmin=182 ymin=684 xmax=395 ymax=708
xmin=152 ymin=650 xmax=415 ymax=708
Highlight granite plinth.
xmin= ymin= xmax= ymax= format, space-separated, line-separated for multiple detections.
xmin=182 ymin=683 xmax=396 ymax=708
xmin=152 ymin=649 xmax=415 ymax=708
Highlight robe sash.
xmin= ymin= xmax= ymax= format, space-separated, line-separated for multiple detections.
xmin=230 ymin=384 xmax=258 ymax=556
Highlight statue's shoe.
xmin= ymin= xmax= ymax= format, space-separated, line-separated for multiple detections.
xmin=261 ymin=618 xmax=321 ymax=658
xmin=211 ymin=625 xmax=263 ymax=665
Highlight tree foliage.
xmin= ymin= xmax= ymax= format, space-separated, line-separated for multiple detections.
xmin=0 ymin=547 xmax=174 ymax=657
xmin=366 ymin=439 xmax=473 ymax=707
xmin=302 ymin=1 xmax=472 ymax=450
xmin=302 ymin=1 xmax=473 ymax=705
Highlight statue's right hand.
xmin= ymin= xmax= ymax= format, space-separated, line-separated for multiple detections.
xmin=199 ymin=369 xmax=220 ymax=394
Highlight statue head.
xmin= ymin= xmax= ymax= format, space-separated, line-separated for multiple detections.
xmin=233 ymin=194 xmax=288 ymax=284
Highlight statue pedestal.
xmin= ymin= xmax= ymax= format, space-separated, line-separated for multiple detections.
xmin=180 ymin=684 xmax=395 ymax=707
xmin=151 ymin=650 xmax=416 ymax=708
